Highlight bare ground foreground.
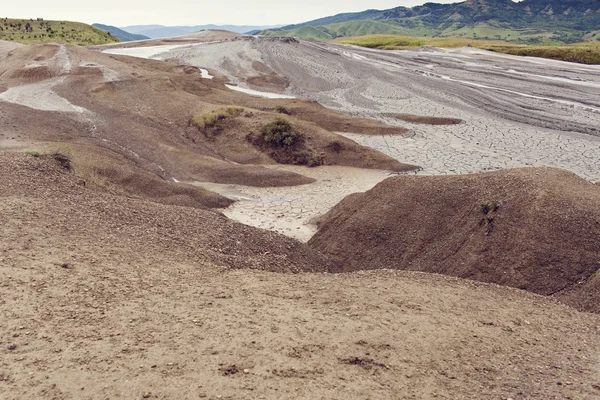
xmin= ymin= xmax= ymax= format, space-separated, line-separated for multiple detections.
xmin=2 ymin=153 xmax=600 ymax=399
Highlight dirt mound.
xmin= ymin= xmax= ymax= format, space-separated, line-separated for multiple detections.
xmin=389 ymin=113 xmax=463 ymax=125
xmin=309 ymin=167 xmax=600 ymax=312
xmin=0 ymin=44 xmax=63 ymax=82
xmin=1 ymin=151 xmax=330 ymax=272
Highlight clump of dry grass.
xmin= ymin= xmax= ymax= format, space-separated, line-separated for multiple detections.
xmin=192 ymin=106 xmax=244 ymax=131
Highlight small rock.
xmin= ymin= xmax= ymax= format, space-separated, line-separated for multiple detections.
xmin=7 ymin=344 xmax=17 ymax=351
xmin=243 ymin=369 xmax=249 ymax=374
xmin=142 ymin=392 xmax=151 ymax=398
xmin=198 ymin=394 xmax=207 ymax=398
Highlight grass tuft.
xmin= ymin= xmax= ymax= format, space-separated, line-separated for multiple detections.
xmin=192 ymin=106 xmax=244 ymax=133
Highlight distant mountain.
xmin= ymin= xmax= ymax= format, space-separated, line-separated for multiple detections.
xmin=120 ymin=24 xmax=283 ymax=38
xmin=92 ymin=24 xmax=150 ymax=42
xmin=119 ymin=25 xmax=164 ymax=34
xmin=261 ymin=0 xmax=600 ymax=44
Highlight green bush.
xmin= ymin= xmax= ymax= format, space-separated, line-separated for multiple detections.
xmin=261 ymin=118 xmax=303 ymax=148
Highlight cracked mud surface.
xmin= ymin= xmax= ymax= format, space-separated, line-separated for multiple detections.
xmin=155 ymin=37 xmax=600 ymax=182
xmin=192 ymin=166 xmax=394 ymax=241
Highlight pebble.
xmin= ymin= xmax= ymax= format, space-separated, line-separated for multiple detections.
xmin=7 ymin=344 xmax=16 ymax=351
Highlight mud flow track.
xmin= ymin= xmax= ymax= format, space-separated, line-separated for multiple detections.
xmin=147 ymin=37 xmax=600 ymax=181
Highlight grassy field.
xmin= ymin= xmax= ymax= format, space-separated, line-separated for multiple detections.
xmin=0 ymin=18 xmax=119 ymax=45
xmin=334 ymin=35 xmax=600 ymax=65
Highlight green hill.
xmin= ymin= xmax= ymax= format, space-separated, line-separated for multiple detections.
xmin=261 ymin=0 xmax=600 ymax=44
xmin=0 ymin=18 xmax=119 ymax=45
xmin=263 ymin=19 xmax=442 ymax=40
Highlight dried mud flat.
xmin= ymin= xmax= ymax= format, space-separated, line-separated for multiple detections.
xmin=149 ymin=37 xmax=600 ymax=181
xmin=102 ymin=35 xmax=600 ymax=236
xmin=2 ymin=153 xmax=600 ymax=400
xmin=192 ymin=165 xmax=392 ymax=241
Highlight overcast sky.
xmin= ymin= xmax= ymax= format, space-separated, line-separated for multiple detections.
xmin=3 ymin=0 xmax=466 ymax=27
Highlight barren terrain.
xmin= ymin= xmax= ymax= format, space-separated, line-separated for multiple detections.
xmin=3 ymin=31 xmax=600 ymax=399
xmin=0 ymin=38 xmax=412 ymax=212
xmin=309 ymin=167 xmax=600 ymax=312
xmin=144 ymin=37 xmax=600 ymax=181
xmin=2 ymin=153 xmax=600 ymax=399
xmin=99 ymin=35 xmax=600 ymax=236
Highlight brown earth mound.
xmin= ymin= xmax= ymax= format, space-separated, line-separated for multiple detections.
xmin=1 ymin=152 xmax=330 ymax=273
xmin=388 ymin=113 xmax=463 ymax=125
xmin=309 ymin=168 xmax=600 ymax=312
xmin=0 ymin=42 xmax=414 ymax=210
xmin=2 ymin=153 xmax=600 ymax=400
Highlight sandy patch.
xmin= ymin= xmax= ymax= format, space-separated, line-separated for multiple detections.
xmin=0 ymin=78 xmax=88 ymax=113
xmin=225 ymin=84 xmax=295 ymax=99
xmin=102 ymin=44 xmax=192 ymax=58
xmin=190 ymin=165 xmax=395 ymax=241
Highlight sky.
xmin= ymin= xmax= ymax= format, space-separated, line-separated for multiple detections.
xmin=3 ymin=0 xmax=466 ymax=27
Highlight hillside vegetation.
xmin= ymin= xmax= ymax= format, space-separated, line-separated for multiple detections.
xmin=0 ymin=18 xmax=119 ymax=45
xmin=335 ymin=35 xmax=600 ymax=64
xmin=261 ymin=0 xmax=600 ymax=45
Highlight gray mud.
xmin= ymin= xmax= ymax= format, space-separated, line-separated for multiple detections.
xmin=157 ymin=37 xmax=600 ymax=181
